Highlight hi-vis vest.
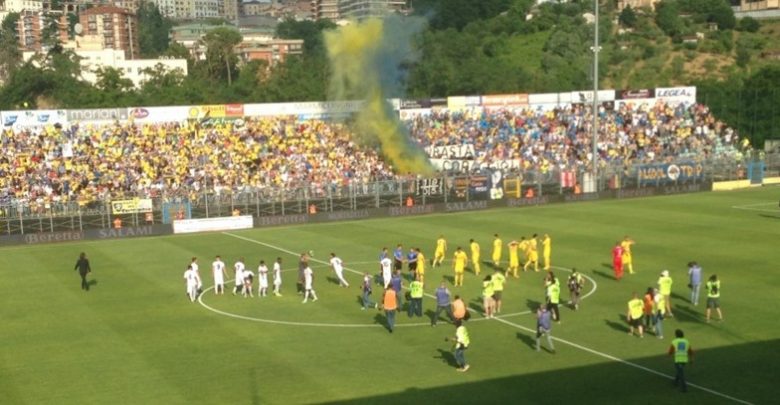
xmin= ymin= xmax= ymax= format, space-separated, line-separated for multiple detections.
xmin=672 ymin=338 xmax=690 ymax=363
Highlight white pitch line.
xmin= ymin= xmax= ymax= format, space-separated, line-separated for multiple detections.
xmin=221 ymin=234 xmax=749 ymax=403
xmin=731 ymin=201 xmax=778 ymax=213
xmin=215 ymin=232 xmax=597 ymax=326
xmin=493 ymin=317 xmax=753 ymax=405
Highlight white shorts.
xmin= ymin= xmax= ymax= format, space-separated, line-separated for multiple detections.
xmin=335 ymin=269 xmax=345 ymax=279
xmin=259 ymin=275 xmax=269 ymax=288
xmin=187 ymin=283 xmax=198 ymax=293
xmin=305 ymin=280 xmax=313 ymax=290
xmin=214 ymin=274 xmax=224 ymax=285
xmin=273 ymin=277 xmax=282 ymax=286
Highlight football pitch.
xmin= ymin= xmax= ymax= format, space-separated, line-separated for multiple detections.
xmin=1 ymin=187 xmax=778 ymax=404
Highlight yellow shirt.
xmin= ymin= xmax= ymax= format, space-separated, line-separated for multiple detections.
xmin=542 ymin=236 xmax=551 ymax=255
xmin=628 ymin=298 xmax=644 ymax=320
xmin=470 ymin=242 xmax=480 ymax=260
xmin=621 ymin=240 xmax=633 ymax=255
xmin=493 ymin=238 xmax=502 ymax=255
xmin=519 ymin=240 xmax=529 ymax=256
xmin=417 ymin=253 xmax=426 ymax=273
xmin=509 ymin=243 xmax=519 ymax=260
xmin=528 ymin=239 xmax=538 ymax=254
xmin=436 ymin=238 xmax=447 ymax=253
xmin=453 ymin=251 xmax=468 ymax=272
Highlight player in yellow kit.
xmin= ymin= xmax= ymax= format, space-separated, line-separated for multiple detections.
xmin=469 ymin=239 xmax=481 ymax=275
xmin=491 ymin=234 xmax=502 ymax=266
xmin=518 ymin=237 xmax=529 ymax=270
xmin=415 ymin=248 xmax=426 ymax=285
xmin=542 ymin=234 xmax=552 ymax=271
xmin=452 ymin=247 xmax=468 ymax=287
xmin=621 ymin=236 xmax=635 ymax=274
xmin=433 ymin=235 xmax=447 ymax=267
xmin=523 ymin=234 xmax=539 ymax=272
xmin=507 ymin=240 xmax=520 ymax=278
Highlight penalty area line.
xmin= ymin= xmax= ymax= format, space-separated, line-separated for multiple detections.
xmin=493 ymin=317 xmax=753 ymax=405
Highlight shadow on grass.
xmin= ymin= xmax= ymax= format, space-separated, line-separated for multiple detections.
xmin=468 ymin=298 xmax=484 ymax=314
xmin=326 ymin=276 xmax=340 ymax=286
xmin=758 ymin=213 xmax=780 ymax=220
xmin=516 ymin=332 xmax=536 ymax=350
xmin=433 ymin=348 xmax=458 ymax=367
xmin=592 ymin=269 xmax=616 ymax=281
xmin=605 ymin=315 xmax=630 ymax=333
xmin=672 ymin=305 xmax=704 ymax=323
xmin=324 ymin=340 xmax=777 ymax=404
xmin=526 ymin=299 xmax=541 ymax=311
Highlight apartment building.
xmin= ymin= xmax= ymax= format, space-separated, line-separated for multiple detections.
xmin=79 ymin=5 xmax=139 ymax=59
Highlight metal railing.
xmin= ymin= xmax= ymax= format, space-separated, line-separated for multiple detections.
xmin=1 ymin=154 xmax=777 ymax=236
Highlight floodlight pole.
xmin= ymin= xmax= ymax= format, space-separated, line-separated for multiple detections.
xmin=592 ymin=0 xmax=600 ymax=190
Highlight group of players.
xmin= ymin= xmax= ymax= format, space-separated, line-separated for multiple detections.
xmin=182 ymin=252 xmax=352 ymax=304
xmin=183 ymin=256 xmax=284 ymax=302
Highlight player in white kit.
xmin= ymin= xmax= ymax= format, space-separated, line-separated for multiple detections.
xmin=242 ymin=266 xmax=254 ymax=297
xmin=183 ymin=265 xmax=198 ymax=302
xmin=257 ymin=260 xmax=269 ymax=297
xmin=233 ymin=258 xmax=246 ymax=295
xmin=272 ymin=257 xmax=283 ymax=297
xmin=302 ymin=266 xmax=318 ymax=303
xmin=329 ymin=253 xmax=349 ymax=287
xmin=190 ymin=257 xmax=203 ymax=293
xmin=380 ymin=256 xmax=393 ymax=289
xmin=212 ymin=255 xmax=227 ymax=295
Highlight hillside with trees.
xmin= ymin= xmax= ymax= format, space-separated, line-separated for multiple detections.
xmin=0 ymin=0 xmax=778 ymax=145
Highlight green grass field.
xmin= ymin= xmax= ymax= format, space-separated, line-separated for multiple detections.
xmin=1 ymin=187 xmax=778 ymax=404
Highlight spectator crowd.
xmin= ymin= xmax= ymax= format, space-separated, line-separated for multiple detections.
xmin=0 ymin=100 xmax=741 ymax=209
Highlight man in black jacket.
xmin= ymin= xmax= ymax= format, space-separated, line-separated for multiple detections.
xmin=74 ymin=252 xmax=92 ymax=291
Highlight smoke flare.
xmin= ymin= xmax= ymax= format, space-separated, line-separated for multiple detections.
xmin=324 ymin=17 xmax=434 ymax=176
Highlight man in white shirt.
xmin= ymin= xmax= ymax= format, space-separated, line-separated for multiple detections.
xmin=233 ymin=258 xmax=246 ymax=295
xmin=212 ymin=255 xmax=227 ymax=295
xmin=381 ymin=256 xmax=393 ymax=289
xmin=258 ymin=260 xmax=269 ymax=297
xmin=183 ymin=265 xmax=198 ymax=302
xmin=330 ymin=253 xmax=349 ymax=287
xmin=272 ymin=257 xmax=283 ymax=297
xmin=302 ymin=266 xmax=318 ymax=303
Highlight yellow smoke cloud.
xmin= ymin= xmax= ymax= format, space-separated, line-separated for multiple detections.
xmin=325 ymin=18 xmax=434 ymax=176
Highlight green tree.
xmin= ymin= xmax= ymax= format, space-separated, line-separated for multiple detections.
xmin=201 ymin=26 xmax=242 ymax=85
xmin=735 ymin=46 xmax=750 ymax=68
xmin=138 ymin=2 xmax=173 ymax=57
xmin=618 ymin=5 xmax=637 ymax=28
xmin=137 ymin=64 xmax=188 ymax=106
xmin=655 ymin=1 xmax=683 ymax=37
xmin=0 ymin=13 xmax=22 ymax=82
xmin=708 ymin=1 xmax=736 ymax=30
xmin=737 ymin=16 xmax=760 ymax=33
xmin=275 ymin=18 xmax=336 ymax=56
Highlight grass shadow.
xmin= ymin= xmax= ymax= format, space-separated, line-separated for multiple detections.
xmin=671 ymin=292 xmax=688 ymax=301
xmin=326 ymin=276 xmax=340 ymax=286
xmin=592 ymin=269 xmax=615 ymax=281
xmin=605 ymin=315 xmax=630 ymax=333
xmin=672 ymin=305 xmax=704 ymax=323
xmin=468 ymin=297 xmax=484 ymax=314
xmin=758 ymin=214 xmax=780 ymax=220
xmin=601 ymin=262 xmax=613 ymax=270
xmin=516 ymin=332 xmax=536 ymax=350
xmin=442 ymin=275 xmax=455 ymax=284
xmin=526 ymin=299 xmax=541 ymax=311
xmin=433 ymin=348 xmax=458 ymax=367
